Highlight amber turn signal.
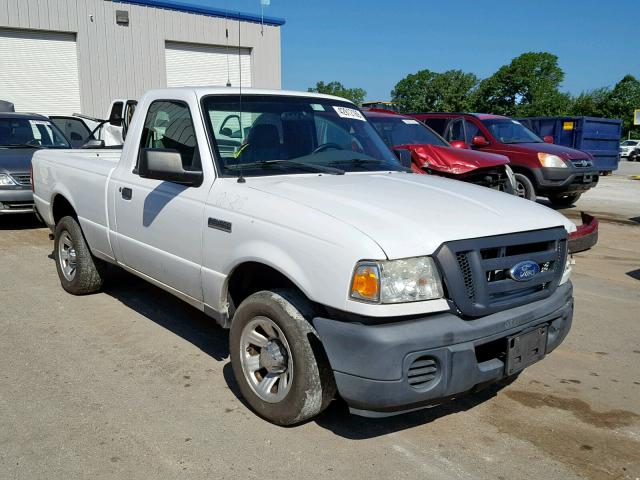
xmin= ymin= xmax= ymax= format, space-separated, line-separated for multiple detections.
xmin=351 ymin=263 xmax=380 ymax=302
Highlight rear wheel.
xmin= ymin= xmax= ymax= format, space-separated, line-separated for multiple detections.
xmin=54 ymin=216 xmax=106 ymax=294
xmin=229 ymin=289 xmax=335 ymax=425
xmin=513 ymin=173 xmax=536 ymax=201
xmin=548 ymin=193 xmax=582 ymax=208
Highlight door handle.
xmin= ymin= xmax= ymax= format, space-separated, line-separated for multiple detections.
xmin=121 ymin=187 xmax=132 ymax=200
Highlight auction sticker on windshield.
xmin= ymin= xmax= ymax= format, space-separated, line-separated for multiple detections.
xmin=402 ymin=119 xmax=420 ymax=125
xmin=333 ymin=106 xmax=365 ymax=121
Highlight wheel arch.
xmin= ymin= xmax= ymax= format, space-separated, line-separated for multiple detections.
xmin=51 ymin=192 xmax=78 ymax=224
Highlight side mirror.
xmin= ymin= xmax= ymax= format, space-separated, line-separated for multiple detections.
xmin=449 ymin=140 xmax=470 ymax=149
xmin=109 ymin=112 xmax=122 ymax=127
xmin=471 ymin=135 xmax=490 ymax=147
xmin=393 ymin=148 xmax=413 ymax=169
xmin=80 ymin=139 xmax=105 ymax=149
xmin=543 ymin=135 xmax=554 ymax=144
xmin=138 ymin=149 xmax=203 ymax=186
xmin=220 ymin=127 xmax=233 ymax=137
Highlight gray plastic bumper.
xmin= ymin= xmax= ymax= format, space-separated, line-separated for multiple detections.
xmin=312 ymin=282 xmax=573 ymax=416
xmin=0 ymin=188 xmax=34 ymax=214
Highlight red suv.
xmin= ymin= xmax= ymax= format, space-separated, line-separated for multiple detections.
xmin=412 ymin=113 xmax=599 ymax=207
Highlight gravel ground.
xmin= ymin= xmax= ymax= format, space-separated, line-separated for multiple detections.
xmin=0 ymin=163 xmax=638 ymax=480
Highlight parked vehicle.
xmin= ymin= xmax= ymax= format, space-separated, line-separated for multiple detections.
xmin=49 ymin=99 xmax=138 ymax=148
xmin=33 ymin=88 xmax=576 ymax=425
xmin=1 ymin=112 xmax=71 ymax=215
xmin=361 ymin=101 xmax=398 ymax=112
xmin=620 ymin=140 xmax=640 ymax=159
xmin=629 ymin=147 xmax=640 ymax=162
xmin=517 ymin=116 xmax=622 ymax=173
xmin=414 ymin=113 xmax=600 ymax=207
xmin=364 ymin=109 xmax=515 ymax=193
xmin=0 ymin=100 xmax=15 ymax=113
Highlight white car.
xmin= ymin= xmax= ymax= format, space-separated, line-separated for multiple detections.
xmin=32 ymin=87 xmax=575 ymax=425
xmin=620 ymin=139 xmax=640 ymax=158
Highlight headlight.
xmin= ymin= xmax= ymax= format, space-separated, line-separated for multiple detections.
xmin=560 ymin=254 xmax=573 ymax=285
xmin=351 ymin=257 xmax=444 ymax=304
xmin=0 ymin=173 xmax=17 ymax=186
xmin=538 ymin=153 xmax=568 ymax=168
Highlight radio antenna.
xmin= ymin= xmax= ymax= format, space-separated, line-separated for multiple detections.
xmin=225 ymin=2 xmax=231 ymax=86
xmin=236 ymin=18 xmax=246 ymax=183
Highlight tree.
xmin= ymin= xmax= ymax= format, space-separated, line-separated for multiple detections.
xmin=472 ymin=52 xmax=569 ymax=116
xmin=605 ymin=75 xmax=640 ymax=136
xmin=308 ymin=81 xmax=366 ymax=106
xmin=391 ymin=69 xmax=479 ymax=113
xmin=568 ymin=87 xmax=610 ymax=117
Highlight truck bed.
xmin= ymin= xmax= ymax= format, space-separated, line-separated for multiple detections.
xmin=32 ymin=149 xmax=121 ymax=261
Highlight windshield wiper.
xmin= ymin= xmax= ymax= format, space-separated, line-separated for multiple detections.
xmin=225 ymin=159 xmax=345 ymax=175
xmin=0 ymin=144 xmax=43 ymax=149
xmin=329 ymin=158 xmax=411 ymax=172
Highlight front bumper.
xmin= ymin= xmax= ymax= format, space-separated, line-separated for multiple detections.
xmin=532 ymin=166 xmax=599 ymax=193
xmin=0 ymin=188 xmax=34 ymax=214
xmin=313 ymin=282 xmax=573 ymax=416
xmin=568 ymin=212 xmax=598 ymax=253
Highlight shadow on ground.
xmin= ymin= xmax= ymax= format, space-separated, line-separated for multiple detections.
xmin=100 ymin=265 xmax=511 ymax=438
xmin=0 ymin=213 xmax=44 ymax=230
xmin=103 ymin=267 xmax=229 ymax=361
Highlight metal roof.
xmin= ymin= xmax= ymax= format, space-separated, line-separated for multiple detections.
xmin=112 ymin=0 xmax=286 ymax=26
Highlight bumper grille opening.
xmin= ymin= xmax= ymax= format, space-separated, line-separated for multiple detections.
xmin=407 ymin=356 xmax=438 ymax=389
xmin=475 ymin=337 xmax=507 ymax=364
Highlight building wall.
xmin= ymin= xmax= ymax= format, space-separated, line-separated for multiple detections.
xmin=0 ymin=0 xmax=281 ymax=116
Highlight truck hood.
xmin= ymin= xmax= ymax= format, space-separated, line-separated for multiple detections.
xmin=396 ymin=144 xmax=509 ymax=175
xmin=0 ymin=147 xmax=38 ymax=173
xmin=499 ymin=142 xmax=591 ymax=160
xmin=249 ymin=172 xmax=575 ymax=259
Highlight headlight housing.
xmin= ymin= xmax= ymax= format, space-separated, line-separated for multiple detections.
xmin=538 ymin=153 xmax=568 ymax=168
xmin=0 ymin=173 xmax=17 ymax=186
xmin=560 ymin=254 xmax=573 ymax=285
xmin=351 ymin=257 xmax=444 ymax=304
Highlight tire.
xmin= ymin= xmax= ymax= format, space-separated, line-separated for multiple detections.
xmin=54 ymin=216 xmax=106 ymax=295
xmin=229 ymin=289 xmax=335 ymax=425
xmin=513 ymin=173 xmax=536 ymax=201
xmin=548 ymin=193 xmax=582 ymax=208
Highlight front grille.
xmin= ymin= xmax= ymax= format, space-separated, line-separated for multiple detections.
xmin=435 ymin=227 xmax=567 ymax=317
xmin=10 ymin=173 xmax=31 ymax=186
xmin=570 ymin=159 xmax=593 ymax=168
xmin=406 ymin=356 xmax=438 ymax=389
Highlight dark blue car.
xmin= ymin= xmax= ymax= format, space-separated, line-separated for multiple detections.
xmin=0 ymin=112 xmax=71 ymax=216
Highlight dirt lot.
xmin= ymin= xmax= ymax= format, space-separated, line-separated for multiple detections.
xmin=1 ymin=163 xmax=639 ymax=480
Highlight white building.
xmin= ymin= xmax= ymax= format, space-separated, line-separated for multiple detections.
xmin=0 ymin=0 xmax=284 ymax=116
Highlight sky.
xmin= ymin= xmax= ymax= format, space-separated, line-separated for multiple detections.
xmin=179 ymin=0 xmax=640 ymax=101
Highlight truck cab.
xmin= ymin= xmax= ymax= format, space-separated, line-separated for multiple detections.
xmin=413 ymin=113 xmax=600 ymax=207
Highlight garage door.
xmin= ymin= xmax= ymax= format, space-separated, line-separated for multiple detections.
xmin=165 ymin=41 xmax=252 ymax=88
xmin=0 ymin=29 xmax=81 ymax=116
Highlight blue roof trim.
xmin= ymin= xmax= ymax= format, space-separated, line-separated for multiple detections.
xmin=112 ymin=0 xmax=286 ymax=26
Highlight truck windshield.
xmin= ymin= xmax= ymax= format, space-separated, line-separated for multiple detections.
xmin=367 ymin=115 xmax=448 ymax=148
xmin=0 ymin=118 xmax=71 ymax=148
xmin=202 ymin=95 xmax=402 ymax=177
xmin=481 ymin=119 xmax=543 ymax=144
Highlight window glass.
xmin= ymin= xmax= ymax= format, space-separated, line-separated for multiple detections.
xmin=464 ymin=120 xmax=480 ymax=144
xmin=367 ymin=116 xmax=448 ymax=147
xmin=202 ymin=95 xmax=401 ymax=177
xmin=446 ymin=119 xmax=465 ymax=142
xmin=481 ymin=119 xmax=543 ymax=144
xmin=422 ymin=118 xmax=447 ymax=135
xmin=0 ymin=118 xmax=70 ymax=148
xmin=50 ymin=117 xmax=93 ymax=147
xmin=109 ymin=102 xmax=124 ymax=125
xmin=138 ymin=101 xmax=200 ymax=171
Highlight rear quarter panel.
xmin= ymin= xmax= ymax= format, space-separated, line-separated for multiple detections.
xmin=33 ymin=149 xmax=121 ymax=260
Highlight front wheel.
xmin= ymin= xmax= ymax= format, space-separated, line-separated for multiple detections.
xmin=54 ymin=216 xmax=106 ymax=294
xmin=513 ymin=173 xmax=537 ymax=201
xmin=229 ymin=289 xmax=335 ymax=425
xmin=548 ymin=193 xmax=582 ymax=208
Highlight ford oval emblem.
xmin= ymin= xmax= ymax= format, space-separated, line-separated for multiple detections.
xmin=509 ymin=261 xmax=540 ymax=282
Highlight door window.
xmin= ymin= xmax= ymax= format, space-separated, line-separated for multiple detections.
xmin=446 ymin=118 xmax=465 ymax=142
xmin=464 ymin=120 xmax=481 ymax=144
xmin=138 ymin=100 xmax=200 ymax=171
xmin=50 ymin=117 xmax=94 ymax=148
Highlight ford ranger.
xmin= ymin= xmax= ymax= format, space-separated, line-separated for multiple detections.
xmin=32 ymin=88 xmax=575 ymax=425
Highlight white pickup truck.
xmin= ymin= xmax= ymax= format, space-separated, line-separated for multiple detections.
xmin=32 ymin=87 xmax=575 ymax=425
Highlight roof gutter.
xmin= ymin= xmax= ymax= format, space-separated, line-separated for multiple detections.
xmin=112 ymin=0 xmax=286 ymax=26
